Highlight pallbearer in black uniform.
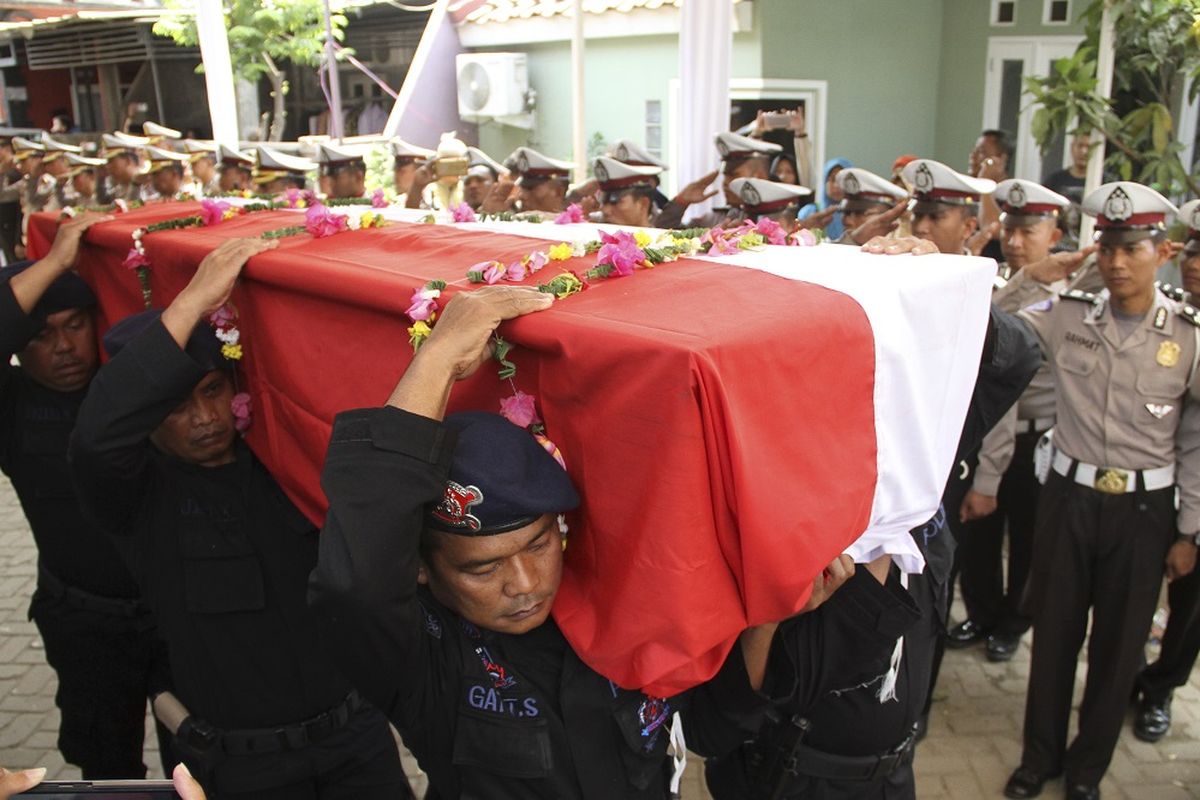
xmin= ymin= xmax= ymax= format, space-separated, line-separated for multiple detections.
xmin=0 ymin=214 xmax=173 ymax=779
xmin=953 ymin=179 xmax=1072 ymax=662
xmin=1005 ymin=182 xmax=1199 ymax=800
xmin=307 ymin=284 xmax=852 ymax=799
xmin=69 ymin=238 xmax=411 ymax=800
xmin=1131 ymin=198 xmax=1200 ymax=743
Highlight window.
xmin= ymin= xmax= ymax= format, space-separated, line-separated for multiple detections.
xmin=1044 ymin=0 xmax=1071 ymax=24
xmin=992 ymin=0 xmax=1016 ymax=26
xmin=645 ymin=100 xmax=662 ymax=159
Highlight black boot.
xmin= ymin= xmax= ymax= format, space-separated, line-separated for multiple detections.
xmin=1134 ymin=693 xmax=1172 ymax=742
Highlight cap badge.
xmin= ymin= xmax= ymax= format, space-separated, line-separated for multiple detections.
xmin=594 ymin=162 xmax=609 ymax=183
xmin=1007 ymin=183 xmax=1027 ymax=208
xmin=843 ymin=173 xmax=861 ymax=196
xmin=615 ymin=144 xmax=629 ymax=160
xmin=432 ymin=481 xmax=484 ymax=531
xmin=716 ymin=139 xmax=730 ymax=158
xmin=516 ymin=153 xmax=530 ymax=174
xmin=1104 ymin=186 xmax=1133 ymax=222
xmin=741 ymin=183 xmax=762 ymax=206
xmin=914 ymin=163 xmax=934 ymax=194
xmin=1157 ymin=340 xmax=1181 ymax=368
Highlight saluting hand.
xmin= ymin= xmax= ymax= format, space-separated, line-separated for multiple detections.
xmin=796 ymin=205 xmax=838 ymax=232
xmin=1022 ymin=244 xmax=1099 ymax=285
xmin=479 ymin=178 xmax=519 ymax=215
xmin=671 ymin=170 xmax=720 ymax=207
xmin=967 ymin=221 xmax=1001 ymax=257
xmin=848 ymin=201 xmax=907 ymax=245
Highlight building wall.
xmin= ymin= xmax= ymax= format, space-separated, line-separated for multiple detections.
xmin=755 ymin=0 xmax=944 ymax=176
xmin=934 ymin=0 xmax=1085 ymax=171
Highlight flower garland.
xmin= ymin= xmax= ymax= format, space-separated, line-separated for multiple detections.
xmin=60 ymin=199 xmax=141 ymax=219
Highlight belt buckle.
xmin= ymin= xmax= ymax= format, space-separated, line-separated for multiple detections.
xmin=1094 ymin=468 xmax=1129 ymax=494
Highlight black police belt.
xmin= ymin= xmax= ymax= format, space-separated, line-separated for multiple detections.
xmin=785 ymin=722 xmax=918 ymax=784
xmin=37 ymin=566 xmax=148 ymax=619
xmin=185 ymin=690 xmax=364 ymax=757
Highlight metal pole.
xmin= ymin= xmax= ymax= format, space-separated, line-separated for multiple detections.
xmin=194 ymin=0 xmax=239 ymax=146
xmin=1079 ymin=0 xmax=1115 ymax=244
xmin=323 ymin=0 xmax=344 ymax=140
xmin=570 ymin=0 xmax=585 ymax=183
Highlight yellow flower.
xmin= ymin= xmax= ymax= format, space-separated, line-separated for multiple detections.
xmin=221 ymin=343 xmax=243 ymax=361
xmin=222 ymin=209 xmax=238 ymax=221
xmin=548 ymin=242 xmax=573 ymax=261
xmin=634 ymin=230 xmax=652 ymax=248
xmin=546 ymin=272 xmax=583 ymax=299
xmin=296 ymin=199 xmax=307 ymax=209
xmin=408 ymin=320 xmax=432 ymax=350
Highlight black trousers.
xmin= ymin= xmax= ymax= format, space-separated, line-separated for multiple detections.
xmin=29 ymin=589 xmax=176 ymax=779
xmin=1137 ymin=562 xmax=1200 ymax=704
xmin=1020 ymin=472 xmax=1175 ymax=786
xmin=959 ymin=429 xmax=1041 ymax=635
xmin=200 ymin=704 xmax=412 ymax=800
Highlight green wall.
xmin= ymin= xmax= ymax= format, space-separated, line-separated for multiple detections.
xmin=755 ymin=0 xmax=945 ymax=176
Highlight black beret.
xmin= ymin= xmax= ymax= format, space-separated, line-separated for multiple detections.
xmin=426 ymin=412 xmax=579 ymax=536
xmin=0 ymin=260 xmax=96 ymax=324
xmin=102 ymin=309 xmax=232 ymax=374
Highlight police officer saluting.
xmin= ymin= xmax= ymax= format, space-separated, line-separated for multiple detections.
xmin=1130 ymin=199 xmax=1200 ymax=743
xmin=835 ymin=167 xmax=909 ymax=245
xmin=68 ymin=238 xmax=411 ymax=799
xmin=953 ymin=179 xmax=1076 ymax=663
xmin=728 ymin=176 xmax=810 ymax=232
xmin=307 ymin=284 xmax=852 ymax=799
xmin=0 ymin=213 xmax=173 ymax=780
xmin=1004 ymin=182 xmax=1199 ymax=800
xmin=656 ymin=132 xmax=782 ymax=230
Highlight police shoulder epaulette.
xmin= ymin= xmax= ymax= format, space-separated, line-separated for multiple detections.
xmin=1157 ymin=282 xmax=1186 ymax=302
xmin=1059 ymin=289 xmax=1097 ymax=303
xmin=1179 ymin=304 xmax=1200 ymax=328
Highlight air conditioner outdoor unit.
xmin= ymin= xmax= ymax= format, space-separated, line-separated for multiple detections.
xmin=456 ymin=52 xmax=528 ymax=120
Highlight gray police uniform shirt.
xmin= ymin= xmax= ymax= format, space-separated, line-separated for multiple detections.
xmin=973 ymin=257 xmax=1104 ymax=495
xmin=1017 ymin=286 xmax=1200 ymax=535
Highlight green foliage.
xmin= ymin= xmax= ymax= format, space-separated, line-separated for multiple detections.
xmin=1025 ymin=0 xmax=1200 ymax=196
xmin=153 ymin=0 xmax=350 ymax=83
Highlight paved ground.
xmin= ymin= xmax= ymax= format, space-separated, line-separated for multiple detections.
xmin=1 ymin=473 xmax=1196 ymax=798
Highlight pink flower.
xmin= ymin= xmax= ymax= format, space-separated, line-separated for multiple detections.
xmin=231 ymin=392 xmax=253 ymax=433
xmin=753 ymin=217 xmax=788 ymax=246
xmin=701 ymin=227 xmax=739 ymax=256
xmin=406 ymin=286 xmax=440 ymax=322
xmin=122 ymin=248 xmax=151 ymax=271
xmin=596 ymin=230 xmax=645 ymax=277
xmin=451 ymin=202 xmax=478 ymax=223
xmin=483 ymin=262 xmax=507 ymax=284
xmin=790 ymin=228 xmax=818 ymax=247
xmin=201 ymin=199 xmax=232 ymax=227
xmin=524 ymin=251 xmax=548 ymax=274
xmin=371 ymin=188 xmax=388 ymax=209
xmin=209 ymin=303 xmax=236 ymax=327
xmin=304 ymin=204 xmax=349 ymax=238
xmin=505 ymin=260 xmax=527 ymax=282
xmin=554 ymin=203 xmax=585 ymax=224
xmin=499 ymin=391 xmax=541 ymax=428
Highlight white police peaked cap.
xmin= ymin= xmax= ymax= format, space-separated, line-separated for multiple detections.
xmin=142 ymin=121 xmax=182 ymax=140
xmin=505 ymin=147 xmax=573 ymax=179
xmin=1082 ymin=181 xmax=1177 ymax=243
xmin=993 ymin=179 xmax=1070 ymax=221
xmin=838 ymin=167 xmax=907 ymax=210
xmin=41 ymin=135 xmax=81 ymax=154
xmin=467 ymin=146 xmax=507 ymax=178
xmin=145 ymin=146 xmax=190 ymax=171
xmin=254 ymin=145 xmax=317 ymax=179
xmin=11 ymin=136 xmax=43 ymax=155
xmin=729 ymin=177 xmax=811 ymax=216
xmin=216 ymin=143 xmax=254 ymax=168
xmin=902 ymin=159 xmax=995 ymax=208
xmin=65 ymin=152 xmax=105 ymax=168
xmin=103 ymin=131 xmax=151 ymax=149
xmin=389 ymin=138 xmax=435 ymax=162
xmin=715 ymin=132 xmax=782 ymax=161
xmin=593 ymin=156 xmax=662 ymax=192
xmin=315 ymin=142 xmax=369 ymax=165
xmin=609 ymin=139 xmax=668 ymax=169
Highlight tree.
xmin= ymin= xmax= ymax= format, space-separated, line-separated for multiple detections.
xmin=153 ymin=0 xmax=350 ymax=141
xmin=1025 ymin=0 xmax=1200 ymax=197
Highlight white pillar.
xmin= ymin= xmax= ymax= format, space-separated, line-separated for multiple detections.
xmin=571 ymin=0 xmax=586 ymax=183
xmin=678 ymin=0 xmax=732 ymax=219
xmin=194 ymin=0 xmax=239 ymax=148
xmin=1079 ymin=0 xmax=1115 ymax=244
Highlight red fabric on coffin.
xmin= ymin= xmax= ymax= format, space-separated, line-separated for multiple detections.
xmin=29 ymin=206 xmax=878 ymax=696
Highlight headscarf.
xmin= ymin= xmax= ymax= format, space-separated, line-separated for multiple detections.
xmin=798 ymin=157 xmax=853 ymax=240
